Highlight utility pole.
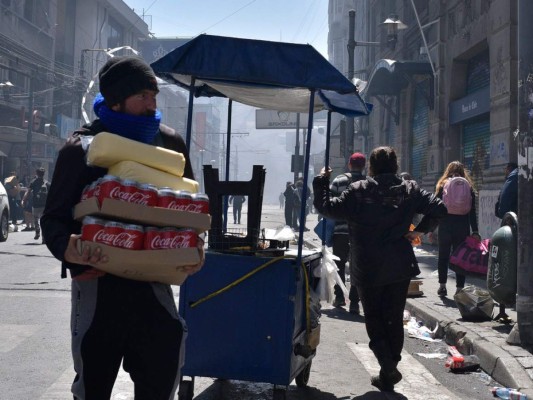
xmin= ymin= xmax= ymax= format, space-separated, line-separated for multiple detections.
xmin=26 ymin=73 xmax=34 ymax=179
xmin=517 ymin=0 xmax=533 ymax=350
xmin=294 ymin=113 xmax=301 ymax=183
xmin=345 ymin=9 xmax=356 ymax=161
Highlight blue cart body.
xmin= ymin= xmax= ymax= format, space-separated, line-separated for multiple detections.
xmin=178 ymin=251 xmax=320 ymax=385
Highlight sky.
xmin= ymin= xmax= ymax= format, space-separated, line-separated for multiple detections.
xmin=123 ymin=0 xmax=329 ymax=57
xmin=122 ymin=0 xmax=331 ymax=203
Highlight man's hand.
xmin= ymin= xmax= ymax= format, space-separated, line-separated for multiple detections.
xmin=64 ymin=234 xmax=109 ymax=266
xmin=181 ymin=235 xmax=206 ymax=275
xmin=64 ymin=234 xmax=108 ymax=281
xmin=405 ymin=230 xmax=423 ymax=243
xmin=320 ymin=167 xmax=332 ymax=178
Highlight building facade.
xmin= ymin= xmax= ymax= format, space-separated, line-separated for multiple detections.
xmin=328 ymin=0 xmax=517 ymax=238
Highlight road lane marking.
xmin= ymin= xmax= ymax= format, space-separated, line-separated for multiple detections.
xmin=0 ymin=324 xmax=40 ymax=352
xmin=347 ymin=342 xmax=457 ymax=399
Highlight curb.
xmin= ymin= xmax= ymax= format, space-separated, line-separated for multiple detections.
xmin=406 ymin=298 xmax=533 ymax=395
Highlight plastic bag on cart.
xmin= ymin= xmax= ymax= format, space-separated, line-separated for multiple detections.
xmin=314 ymin=247 xmax=348 ymax=303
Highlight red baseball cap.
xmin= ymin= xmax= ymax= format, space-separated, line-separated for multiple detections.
xmin=349 ymin=152 xmax=366 ymax=168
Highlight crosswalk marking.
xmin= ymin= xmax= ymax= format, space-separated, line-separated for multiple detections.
xmin=39 ymin=365 xmax=133 ymax=400
xmin=0 ymin=324 xmax=40 ymax=353
xmin=347 ymin=342 xmax=458 ymax=399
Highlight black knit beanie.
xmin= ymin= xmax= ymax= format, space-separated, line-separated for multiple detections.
xmin=98 ymin=56 xmax=159 ymax=107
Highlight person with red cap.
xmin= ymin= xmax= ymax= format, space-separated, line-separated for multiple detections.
xmin=41 ymin=56 xmax=205 ymax=400
xmin=328 ymin=152 xmax=366 ymax=313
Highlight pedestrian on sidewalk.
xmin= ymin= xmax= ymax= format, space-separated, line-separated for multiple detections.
xmin=229 ymin=194 xmax=245 ymax=224
xmin=283 ymin=181 xmax=297 ymax=228
xmin=4 ymin=171 xmax=21 ymax=231
xmin=21 ymin=167 xmax=49 ymax=243
xmin=330 ymin=152 xmax=366 ymax=314
xmin=495 ymin=162 xmax=518 ymax=219
xmin=435 ymin=161 xmax=480 ymax=297
xmin=313 ymin=146 xmax=446 ymax=392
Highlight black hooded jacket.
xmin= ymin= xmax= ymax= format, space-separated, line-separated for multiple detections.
xmin=313 ymin=173 xmax=447 ymax=287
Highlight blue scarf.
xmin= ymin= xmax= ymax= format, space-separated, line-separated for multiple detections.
xmin=93 ymin=93 xmax=161 ymax=144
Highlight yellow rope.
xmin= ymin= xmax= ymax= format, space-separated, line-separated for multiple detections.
xmin=189 ymin=255 xmax=313 ymax=344
xmin=189 ymin=256 xmax=289 ymax=308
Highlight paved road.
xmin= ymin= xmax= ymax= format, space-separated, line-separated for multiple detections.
xmin=0 ymin=208 xmax=507 ymax=399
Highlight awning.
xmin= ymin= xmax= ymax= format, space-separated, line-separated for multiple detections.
xmin=362 ymin=59 xmax=433 ymax=97
xmin=151 ymin=34 xmax=371 ymax=115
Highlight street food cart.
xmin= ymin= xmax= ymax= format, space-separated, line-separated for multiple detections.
xmin=151 ymin=34 xmax=371 ymax=400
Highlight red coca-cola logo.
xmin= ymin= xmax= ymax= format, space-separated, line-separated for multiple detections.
xmin=109 ymin=186 xmax=152 ymax=205
xmin=166 ymin=199 xmax=191 ymax=211
xmin=93 ymin=229 xmax=140 ymax=249
xmin=185 ymin=203 xmax=206 ymax=213
xmin=148 ymin=234 xmax=191 ymax=249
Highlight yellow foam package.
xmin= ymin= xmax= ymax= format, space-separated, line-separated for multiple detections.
xmin=109 ymin=161 xmax=199 ymax=193
xmin=87 ymin=132 xmax=186 ymax=177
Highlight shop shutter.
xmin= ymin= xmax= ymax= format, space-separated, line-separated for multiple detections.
xmin=462 ymin=118 xmax=490 ymax=175
xmin=410 ymin=82 xmax=429 ymax=180
xmin=467 ymin=52 xmax=490 ymax=94
xmin=463 ymin=50 xmax=490 ymax=181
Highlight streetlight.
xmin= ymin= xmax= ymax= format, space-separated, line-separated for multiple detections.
xmin=381 ymin=14 xmax=408 ymax=50
xmin=0 ymin=81 xmax=14 ymax=88
xmin=345 ymin=10 xmax=407 ymax=159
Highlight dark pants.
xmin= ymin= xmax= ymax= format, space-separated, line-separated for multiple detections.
xmin=438 ymin=215 xmax=469 ymax=288
xmin=233 ymin=205 xmax=242 ymax=223
xmin=357 ymin=279 xmax=410 ymax=373
xmin=8 ymin=196 xmax=19 ymax=225
xmin=332 ymin=234 xmax=359 ymax=304
xmin=284 ymin=205 xmax=296 ymax=228
xmin=71 ymin=276 xmax=185 ymax=400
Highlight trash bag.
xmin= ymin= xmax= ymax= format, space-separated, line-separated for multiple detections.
xmin=315 ymin=246 xmax=348 ymax=304
xmin=454 ymin=285 xmax=494 ymax=321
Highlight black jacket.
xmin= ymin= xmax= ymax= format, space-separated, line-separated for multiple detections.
xmin=313 ymin=173 xmax=447 ymax=287
xmin=41 ymin=119 xmax=194 ymax=278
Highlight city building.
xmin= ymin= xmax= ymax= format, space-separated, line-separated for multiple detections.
xmin=328 ymin=0 xmax=516 ymax=238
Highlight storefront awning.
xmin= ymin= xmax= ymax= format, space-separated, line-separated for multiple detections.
xmin=362 ymin=59 xmax=433 ymax=97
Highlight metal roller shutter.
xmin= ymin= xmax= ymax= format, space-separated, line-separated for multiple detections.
xmin=410 ymin=81 xmax=429 ymax=180
xmin=462 ymin=118 xmax=490 ymax=174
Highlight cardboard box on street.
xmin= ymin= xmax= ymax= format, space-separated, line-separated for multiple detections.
xmin=74 ymin=197 xmax=211 ymax=233
xmin=77 ymin=240 xmax=200 ymax=285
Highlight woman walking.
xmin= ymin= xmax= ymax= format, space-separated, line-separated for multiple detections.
xmin=435 ymin=161 xmax=480 ymax=297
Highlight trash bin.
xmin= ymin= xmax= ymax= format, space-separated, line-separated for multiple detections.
xmin=487 ymin=212 xmax=518 ymax=307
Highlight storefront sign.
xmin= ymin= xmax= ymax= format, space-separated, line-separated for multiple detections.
xmin=449 ymin=86 xmax=490 ymax=125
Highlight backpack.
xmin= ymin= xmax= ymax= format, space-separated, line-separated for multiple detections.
xmin=33 ymin=180 xmax=49 ymax=207
xmin=442 ymin=177 xmax=472 ymax=215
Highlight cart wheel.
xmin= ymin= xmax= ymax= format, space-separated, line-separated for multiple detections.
xmin=295 ymin=360 xmax=312 ymax=388
xmin=178 ymin=379 xmax=194 ymax=400
xmin=273 ymin=387 xmax=287 ymax=400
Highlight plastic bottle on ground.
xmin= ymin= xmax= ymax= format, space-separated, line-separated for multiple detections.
xmin=491 ymin=386 xmax=528 ymax=399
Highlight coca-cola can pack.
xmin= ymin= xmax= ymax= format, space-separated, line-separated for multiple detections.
xmin=137 ymin=183 xmax=158 ymax=207
xmin=190 ymin=193 xmax=210 ymax=214
xmin=157 ymin=187 xmax=176 ymax=208
xmin=82 ymin=219 xmax=145 ymax=250
xmin=144 ymin=227 xmax=197 ymax=250
xmin=157 ymin=190 xmax=190 ymax=210
xmin=94 ymin=175 xmax=122 ymax=206
xmin=81 ymin=216 xmax=105 ymax=242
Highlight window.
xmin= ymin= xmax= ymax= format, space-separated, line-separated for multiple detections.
xmin=108 ymin=16 xmax=124 ymax=49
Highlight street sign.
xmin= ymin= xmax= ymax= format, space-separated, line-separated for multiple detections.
xmin=255 ymin=109 xmax=309 ymax=129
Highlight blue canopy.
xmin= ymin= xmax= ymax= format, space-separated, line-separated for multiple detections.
xmin=151 ymin=34 xmax=371 ymax=116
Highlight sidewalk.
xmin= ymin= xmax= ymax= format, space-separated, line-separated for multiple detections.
xmin=296 ymin=210 xmax=533 ymax=396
